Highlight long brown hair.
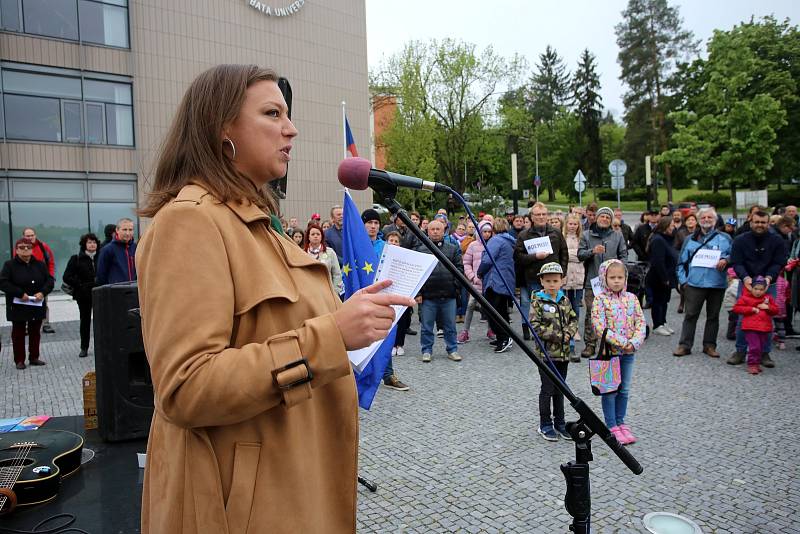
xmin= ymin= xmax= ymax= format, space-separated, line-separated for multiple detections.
xmin=140 ymin=64 xmax=281 ymax=218
xmin=303 ymin=223 xmax=327 ymax=252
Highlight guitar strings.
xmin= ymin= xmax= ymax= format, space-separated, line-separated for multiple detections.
xmin=0 ymin=441 xmax=34 ymax=510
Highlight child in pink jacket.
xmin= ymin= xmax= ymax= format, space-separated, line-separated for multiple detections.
xmin=591 ymin=259 xmax=647 ymax=445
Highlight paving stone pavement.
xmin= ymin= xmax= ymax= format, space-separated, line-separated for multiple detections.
xmin=2 ymin=297 xmax=799 ymax=533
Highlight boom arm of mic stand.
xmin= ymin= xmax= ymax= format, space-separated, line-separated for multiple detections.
xmin=378 ymin=194 xmax=642 ymax=476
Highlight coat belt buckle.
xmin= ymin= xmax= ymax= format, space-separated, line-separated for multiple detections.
xmin=274 ymin=357 xmax=313 ymax=390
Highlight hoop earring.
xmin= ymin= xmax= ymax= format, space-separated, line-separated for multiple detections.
xmin=223 ymin=138 xmax=236 ymax=160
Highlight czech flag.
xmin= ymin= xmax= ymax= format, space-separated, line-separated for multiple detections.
xmin=345 ymin=117 xmax=358 ymax=157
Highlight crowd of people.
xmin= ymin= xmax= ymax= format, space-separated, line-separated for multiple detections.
xmin=1 ymin=217 xmax=139 ymax=369
xmin=283 ymin=198 xmax=799 ymax=441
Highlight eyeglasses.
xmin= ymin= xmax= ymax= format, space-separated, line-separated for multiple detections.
xmin=16 ymin=245 xmax=32 ymax=250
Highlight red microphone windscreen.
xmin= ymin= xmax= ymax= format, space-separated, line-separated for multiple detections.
xmin=337 ymin=157 xmax=372 ymax=190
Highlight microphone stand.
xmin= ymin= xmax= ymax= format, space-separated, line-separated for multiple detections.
xmin=372 ymin=183 xmax=642 ymax=534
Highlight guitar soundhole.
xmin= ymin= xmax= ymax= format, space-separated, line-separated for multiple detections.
xmin=0 ymin=458 xmax=35 ymax=468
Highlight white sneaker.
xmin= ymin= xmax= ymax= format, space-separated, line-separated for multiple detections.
xmin=396 ymin=346 xmax=405 ymax=356
xmin=653 ymin=325 xmax=672 ymax=336
xmin=421 ymin=353 xmax=432 ymax=363
xmin=664 ymin=325 xmax=675 ymax=334
xmin=447 ymin=352 xmax=462 ymax=361
xmin=391 ymin=347 xmax=397 ymax=356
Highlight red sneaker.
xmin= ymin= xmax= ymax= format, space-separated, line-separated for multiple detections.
xmin=747 ymin=364 xmax=761 ymax=375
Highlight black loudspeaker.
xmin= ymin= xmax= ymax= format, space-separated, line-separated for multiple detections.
xmin=92 ymin=282 xmax=154 ymax=442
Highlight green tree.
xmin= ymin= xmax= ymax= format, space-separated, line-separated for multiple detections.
xmin=572 ymin=49 xmax=603 ymax=195
xmin=528 ymin=45 xmax=572 ymax=123
xmin=616 ymin=0 xmax=698 ymax=201
xmin=372 ymin=39 xmax=522 ymax=194
xmin=658 ymin=25 xmax=788 ymax=216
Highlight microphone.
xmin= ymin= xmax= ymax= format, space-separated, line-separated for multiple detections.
xmin=337 ymin=157 xmax=451 ymax=194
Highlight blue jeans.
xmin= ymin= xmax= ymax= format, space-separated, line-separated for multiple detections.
xmin=735 ymin=282 xmax=776 ymax=355
xmin=601 ymin=354 xmax=635 ymax=428
xmin=420 ymin=298 xmax=458 ymax=355
xmin=520 ymin=279 xmax=543 ymax=325
xmin=566 ymin=288 xmax=583 ymax=316
xmin=457 ymin=285 xmax=469 ymax=316
xmin=566 ymin=289 xmax=583 ymax=351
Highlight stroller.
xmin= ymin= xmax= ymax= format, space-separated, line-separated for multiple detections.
xmin=625 ymin=261 xmax=649 ymax=305
xmin=625 ymin=261 xmax=652 ymax=338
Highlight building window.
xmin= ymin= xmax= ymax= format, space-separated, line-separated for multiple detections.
xmin=1 ymin=65 xmax=134 ymax=146
xmin=22 ymin=0 xmax=78 ymax=40
xmin=78 ymin=0 xmax=129 ymax=48
xmin=1 ymin=0 xmax=129 ymax=49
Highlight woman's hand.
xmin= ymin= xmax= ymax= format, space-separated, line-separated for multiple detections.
xmin=334 ymin=280 xmax=417 ymax=350
xmin=34 ymin=292 xmax=44 ymax=301
xmin=20 ymin=293 xmax=29 ymax=302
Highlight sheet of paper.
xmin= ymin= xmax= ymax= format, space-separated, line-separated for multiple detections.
xmin=524 ymin=236 xmax=553 ymax=255
xmin=13 ymin=297 xmax=43 ymax=307
xmin=348 ymin=244 xmax=438 ymax=372
xmin=590 ymin=276 xmax=604 ymax=297
xmin=691 ymin=249 xmax=722 ymax=268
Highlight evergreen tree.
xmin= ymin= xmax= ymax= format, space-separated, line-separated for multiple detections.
xmin=528 ymin=45 xmax=572 ymax=123
xmin=615 ymin=0 xmax=698 ymax=200
xmin=572 ymin=49 xmax=603 ymax=193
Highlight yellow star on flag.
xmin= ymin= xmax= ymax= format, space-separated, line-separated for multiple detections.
xmin=342 ymin=263 xmax=352 ymax=276
xmin=361 ymin=261 xmax=374 ymax=274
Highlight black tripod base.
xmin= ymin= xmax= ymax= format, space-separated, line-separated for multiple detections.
xmin=562 ymin=421 xmax=593 ymax=533
xmin=358 ymin=475 xmax=377 ymax=492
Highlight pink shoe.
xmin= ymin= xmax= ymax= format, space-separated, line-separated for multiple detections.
xmin=610 ymin=426 xmax=630 ymax=445
xmin=487 ymin=329 xmax=496 ymax=340
xmin=618 ymin=424 xmax=637 ymax=444
xmin=457 ymin=330 xmax=470 ymax=344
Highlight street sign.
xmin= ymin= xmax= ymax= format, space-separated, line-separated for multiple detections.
xmin=611 ymin=175 xmax=625 ymax=190
xmin=574 ymin=182 xmax=586 ymax=193
xmin=534 ymin=175 xmax=541 ymax=188
xmin=609 ymin=159 xmax=627 ymax=177
xmin=574 ymin=170 xmax=587 ymax=184
xmin=522 ymin=189 xmax=530 ymax=199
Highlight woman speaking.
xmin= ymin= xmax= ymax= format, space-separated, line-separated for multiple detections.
xmin=136 ymin=65 xmax=414 ymax=534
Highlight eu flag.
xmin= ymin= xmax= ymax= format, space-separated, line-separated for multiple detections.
xmin=341 ymin=190 xmax=396 ymax=409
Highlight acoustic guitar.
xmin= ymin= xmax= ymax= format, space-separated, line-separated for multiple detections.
xmin=0 ymin=429 xmax=84 ymax=514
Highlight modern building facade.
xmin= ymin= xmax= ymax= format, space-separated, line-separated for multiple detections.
xmin=0 ymin=0 xmax=371 ymax=285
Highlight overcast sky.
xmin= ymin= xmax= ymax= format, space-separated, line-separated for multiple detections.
xmin=365 ymin=0 xmax=799 ymax=119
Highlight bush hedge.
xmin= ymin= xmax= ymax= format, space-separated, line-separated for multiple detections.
xmin=769 ymin=188 xmax=800 ymax=207
xmin=683 ymin=191 xmax=731 ymax=208
xmin=596 ymin=188 xmax=649 ymax=201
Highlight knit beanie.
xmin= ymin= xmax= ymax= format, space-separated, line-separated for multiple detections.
xmin=361 ymin=209 xmax=381 ymax=224
xmin=596 ymin=207 xmax=614 ymax=220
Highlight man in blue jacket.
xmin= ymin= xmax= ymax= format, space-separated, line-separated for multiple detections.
xmin=673 ymin=208 xmax=732 ymax=358
xmin=727 ymin=209 xmax=788 ymax=366
xmin=96 ymin=218 xmax=137 ymax=285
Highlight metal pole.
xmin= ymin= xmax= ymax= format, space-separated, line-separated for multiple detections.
xmin=341 ymin=101 xmax=347 ymax=160
xmin=617 ymin=186 xmax=621 ymax=210
xmin=511 ymin=153 xmax=518 ymax=214
xmin=535 ymin=140 xmax=539 ymax=201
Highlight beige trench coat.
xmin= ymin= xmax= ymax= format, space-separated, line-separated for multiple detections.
xmin=137 ymin=185 xmax=358 ymax=533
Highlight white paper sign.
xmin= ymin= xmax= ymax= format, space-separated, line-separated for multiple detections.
xmin=524 ymin=236 xmax=553 ymax=255
xmin=590 ymin=276 xmax=604 ymax=297
xmin=691 ymin=249 xmax=722 ymax=269
xmin=13 ymin=297 xmax=43 ymax=307
xmin=347 ymin=244 xmax=438 ymax=373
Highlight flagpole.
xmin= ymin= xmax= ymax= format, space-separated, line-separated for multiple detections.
xmin=342 ymin=101 xmax=347 ymax=160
